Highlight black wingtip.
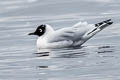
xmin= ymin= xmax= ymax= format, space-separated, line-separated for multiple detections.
xmin=95 ymin=19 xmax=113 ymax=27
xmin=107 ymin=21 xmax=113 ymax=25
xmin=103 ymin=19 xmax=111 ymax=23
xmin=105 ymin=19 xmax=111 ymax=22
xmin=104 ymin=19 xmax=113 ymax=25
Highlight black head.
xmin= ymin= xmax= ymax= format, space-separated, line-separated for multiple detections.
xmin=28 ymin=24 xmax=46 ymax=36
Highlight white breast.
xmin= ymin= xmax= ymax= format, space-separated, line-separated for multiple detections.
xmin=36 ymin=37 xmax=46 ymax=49
xmin=37 ymin=38 xmax=73 ymax=50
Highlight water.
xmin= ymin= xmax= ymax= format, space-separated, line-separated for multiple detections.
xmin=0 ymin=0 xmax=120 ymax=80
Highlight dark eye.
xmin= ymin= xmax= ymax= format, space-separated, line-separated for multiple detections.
xmin=39 ymin=29 xmax=42 ymax=32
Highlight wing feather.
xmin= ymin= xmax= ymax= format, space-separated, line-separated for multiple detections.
xmin=47 ymin=22 xmax=95 ymax=43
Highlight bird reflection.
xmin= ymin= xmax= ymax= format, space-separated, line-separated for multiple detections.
xmin=34 ymin=49 xmax=51 ymax=57
xmin=38 ymin=66 xmax=48 ymax=69
xmin=98 ymin=46 xmax=112 ymax=49
xmin=35 ymin=45 xmax=115 ymax=70
xmin=97 ymin=45 xmax=114 ymax=54
xmin=34 ymin=52 xmax=50 ymax=57
xmin=34 ymin=45 xmax=115 ymax=58
xmin=55 ymin=52 xmax=87 ymax=58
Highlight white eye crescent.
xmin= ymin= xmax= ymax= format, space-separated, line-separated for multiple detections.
xmin=39 ymin=29 xmax=42 ymax=32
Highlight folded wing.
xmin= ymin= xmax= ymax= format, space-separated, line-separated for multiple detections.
xmin=47 ymin=21 xmax=95 ymax=43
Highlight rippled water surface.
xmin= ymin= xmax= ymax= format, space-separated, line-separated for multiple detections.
xmin=0 ymin=0 xmax=120 ymax=80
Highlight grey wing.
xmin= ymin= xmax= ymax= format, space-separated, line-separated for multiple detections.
xmin=48 ymin=22 xmax=95 ymax=43
xmin=48 ymin=27 xmax=76 ymax=42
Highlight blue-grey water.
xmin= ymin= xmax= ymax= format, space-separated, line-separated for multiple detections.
xmin=0 ymin=0 xmax=120 ymax=80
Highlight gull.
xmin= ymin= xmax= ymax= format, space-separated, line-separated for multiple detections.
xmin=29 ymin=19 xmax=113 ymax=50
